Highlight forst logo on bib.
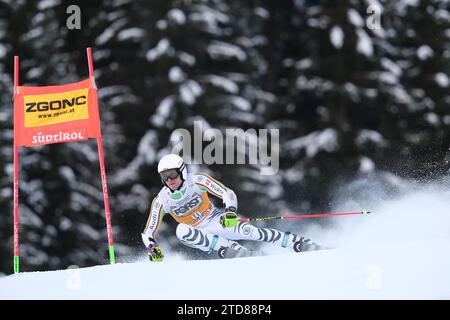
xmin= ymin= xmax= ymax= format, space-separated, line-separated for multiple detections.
xmin=173 ymin=196 xmax=201 ymax=216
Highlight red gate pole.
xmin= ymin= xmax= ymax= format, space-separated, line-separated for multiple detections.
xmin=87 ymin=47 xmax=116 ymax=264
xmin=13 ymin=56 xmax=20 ymax=273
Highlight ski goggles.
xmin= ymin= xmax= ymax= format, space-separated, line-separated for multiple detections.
xmin=159 ymin=169 xmax=181 ymax=182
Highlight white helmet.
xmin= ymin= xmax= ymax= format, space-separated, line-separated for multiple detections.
xmin=157 ymin=154 xmax=187 ymax=180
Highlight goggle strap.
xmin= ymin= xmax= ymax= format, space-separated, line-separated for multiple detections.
xmin=179 ymin=162 xmax=186 ymax=175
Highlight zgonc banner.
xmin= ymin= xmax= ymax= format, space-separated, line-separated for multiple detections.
xmin=12 ymin=48 xmax=116 ymax=273
xmin=14 ymin=79 xmax=99 ymax=146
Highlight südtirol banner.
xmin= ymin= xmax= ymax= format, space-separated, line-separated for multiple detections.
xmin=14 ymin=78 xmax=100 ymax=147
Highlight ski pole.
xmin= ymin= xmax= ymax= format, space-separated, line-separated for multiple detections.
xmin=239 ymin=210 xmax=370 ymax=222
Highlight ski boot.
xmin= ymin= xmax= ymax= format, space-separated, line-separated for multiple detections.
xmin=285 ymin=232 xmax=321 ymax=253
xmin=218 ymin=242 xmax=253 ymax=259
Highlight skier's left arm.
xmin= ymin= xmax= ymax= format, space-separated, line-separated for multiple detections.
xmin=195 ymin=172 xmax=239 ymax=228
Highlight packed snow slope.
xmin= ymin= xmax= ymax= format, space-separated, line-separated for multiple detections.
xmin=1 ymin=178 xmax=450 ymax=299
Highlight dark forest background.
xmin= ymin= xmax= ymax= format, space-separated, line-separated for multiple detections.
xmin=0 ymin=0 xmax=449 ymax=274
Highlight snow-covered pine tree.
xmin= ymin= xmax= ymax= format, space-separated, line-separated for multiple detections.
xmin=257 ymin=0 xmax=381 ymax=211
xmin=258 ymin=0 xmax=450 ymax=214
xmin=375 ymin=0 xmax=450 ymax=179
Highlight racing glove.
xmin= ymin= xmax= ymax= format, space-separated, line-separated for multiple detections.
xmin=220 ymin=207 xmax=239 ymax=228
xmin=147 ymin=238 xmax=164 ymax=262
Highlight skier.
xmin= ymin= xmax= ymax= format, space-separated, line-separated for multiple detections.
xmin=142 ymin=154 xmax=319 ymax=261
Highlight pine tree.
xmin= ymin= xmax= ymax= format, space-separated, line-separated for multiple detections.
xmin=258 ymin=0 xmax=450 ymax=213
xmin=377 ymin=0 xmax=450 ymax=179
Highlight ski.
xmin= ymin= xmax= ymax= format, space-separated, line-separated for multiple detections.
xmin=217 ymin=243 xmax=331 ymax=260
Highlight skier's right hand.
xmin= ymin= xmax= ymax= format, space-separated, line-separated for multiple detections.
xmin=220 ymin=207 xmax=239 ymax=228
xmin=147 ymin=241 xmax=164 ymax=262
